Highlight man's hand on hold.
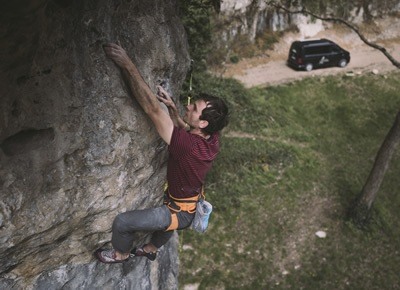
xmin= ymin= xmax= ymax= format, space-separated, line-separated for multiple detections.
xmin=156 ymin=85 xmax=175 ymax=108
xmin=103 ymin=43 xmax=132 ymax=68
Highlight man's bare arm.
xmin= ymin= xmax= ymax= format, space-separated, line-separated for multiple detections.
xmin=103 ymin=43 xmax=173 ymax=144
xmin=156 ymin=85 xmax=190 ymax=131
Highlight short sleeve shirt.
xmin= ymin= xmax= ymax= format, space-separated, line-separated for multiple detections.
xmin=167 ymin=126 xmax=220 ymax=198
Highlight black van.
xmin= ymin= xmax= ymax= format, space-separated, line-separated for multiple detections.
xmin=287 ymin=39 xmax=350 ymax=71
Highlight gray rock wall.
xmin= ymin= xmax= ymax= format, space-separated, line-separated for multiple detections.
xmin=0 ymin=0 xmax=190 ymax=289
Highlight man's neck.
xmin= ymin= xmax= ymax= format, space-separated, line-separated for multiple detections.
xmin=189 ymin=128 xmax=210 ymax=140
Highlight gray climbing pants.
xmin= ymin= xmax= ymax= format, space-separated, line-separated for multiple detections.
xmin=111 ymin=205 xmax=194 ymax=253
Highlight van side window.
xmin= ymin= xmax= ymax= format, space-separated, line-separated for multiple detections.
xmin=304 ymin=45 xmax=331 ymax=55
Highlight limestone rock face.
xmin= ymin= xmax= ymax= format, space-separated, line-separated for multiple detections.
xmin=0 ymin=0 xmax=189 ymax=289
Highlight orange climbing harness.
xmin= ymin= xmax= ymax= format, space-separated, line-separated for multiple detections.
xmin=164 ymin=186 xmax=205 ymax=231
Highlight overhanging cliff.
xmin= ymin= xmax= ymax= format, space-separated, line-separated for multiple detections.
xmin=0 ymin=0 xmax=190 ymax=289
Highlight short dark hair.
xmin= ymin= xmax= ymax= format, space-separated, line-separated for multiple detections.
xmin=198 ymin=93 xmax=229 ymax=134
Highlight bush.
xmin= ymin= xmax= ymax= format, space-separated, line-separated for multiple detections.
xmin=229 ymin=55 xmax=239 ymax=63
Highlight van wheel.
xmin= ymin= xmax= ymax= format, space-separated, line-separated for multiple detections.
xmin=338 ymin=59 xmax=348 ymax=68
xmin=305 ymin=63 xmax=313 ymax=71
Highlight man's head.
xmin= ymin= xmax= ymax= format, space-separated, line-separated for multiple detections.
xmin=184 ymin=93 xmax=229 ymax=135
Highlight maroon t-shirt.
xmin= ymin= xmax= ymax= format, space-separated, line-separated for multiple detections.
xmin=167 ymin=126 xmax=220 ymax=198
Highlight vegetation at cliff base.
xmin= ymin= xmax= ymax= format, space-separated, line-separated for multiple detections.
xmin=178 ymin=71 xmax=400 ymax=289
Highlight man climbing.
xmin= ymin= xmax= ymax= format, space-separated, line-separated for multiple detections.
xmin=95 ymin=43 xmax=229 ymax=263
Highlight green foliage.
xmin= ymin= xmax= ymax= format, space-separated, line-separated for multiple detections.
xmin=178 ymin=1 xmax=283 ymax=69
xmin=229 ymin=55 xmax=239 ymax=64
xmin=178 ymin=72 xmax=400 ymax=289
xmin=256 ymin=30 xmax=282 ymax=51
xmin=178 ymin=0 xmax=217 ymax=72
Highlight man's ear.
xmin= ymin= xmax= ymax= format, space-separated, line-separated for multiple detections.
xmin=199 ymin=120 xmax=209 ymax=129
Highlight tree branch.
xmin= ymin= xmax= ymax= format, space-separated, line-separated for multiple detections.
xmin=266 ymin=1 xmax=400 ymax=68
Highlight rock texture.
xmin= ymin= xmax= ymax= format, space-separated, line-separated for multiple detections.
xmin=0 ymin=0 xmax=189 ymax=289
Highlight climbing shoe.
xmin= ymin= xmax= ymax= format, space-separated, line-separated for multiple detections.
xmin=95 ymin=248 xmax=129 ymax=264
xmin=130 ymin=247 xmax=157 ymax=261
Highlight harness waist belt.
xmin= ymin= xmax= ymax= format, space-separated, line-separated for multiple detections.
xmin=164 ymin=189 xmax=200 ymax=214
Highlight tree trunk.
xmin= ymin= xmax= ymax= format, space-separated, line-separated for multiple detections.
xmin=350 ymin=110 xmax=400 ymax=226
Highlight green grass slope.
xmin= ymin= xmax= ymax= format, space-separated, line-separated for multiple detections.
xmin=179 ymin=72 xmax=400 ymax=290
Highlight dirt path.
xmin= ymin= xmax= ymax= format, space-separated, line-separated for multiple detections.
xmin=219 ymin=17 xmax=400 ymax=88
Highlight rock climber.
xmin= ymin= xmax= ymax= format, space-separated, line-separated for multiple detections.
xmin=95 ymin=43 xmax=229 ymax=263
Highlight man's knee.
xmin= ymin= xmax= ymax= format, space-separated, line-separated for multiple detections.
xmin=112 ymin=213 xmax=130 ymax=233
